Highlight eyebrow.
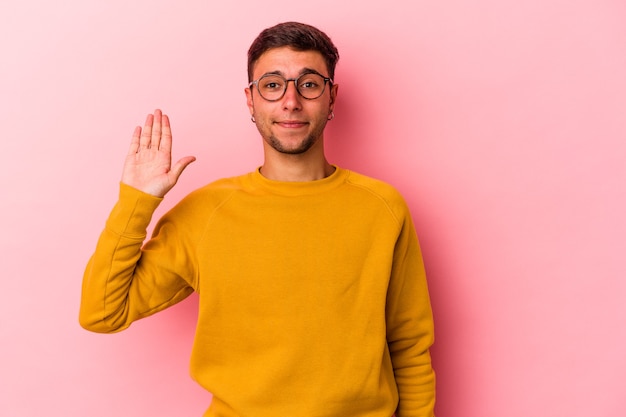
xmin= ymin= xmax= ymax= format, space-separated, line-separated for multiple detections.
xmin=261 ymin=68 xmax=327 ymax=78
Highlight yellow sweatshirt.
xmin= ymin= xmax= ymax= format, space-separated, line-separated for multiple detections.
xmin=80 ymin=167 xmax=435 ymax=417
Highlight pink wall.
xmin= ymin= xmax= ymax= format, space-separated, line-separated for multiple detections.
xmin=1 ymin=1 xmax=624 ymax=416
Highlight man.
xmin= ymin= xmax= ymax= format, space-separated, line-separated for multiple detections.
xmin=80 ymin=22 xmax=435 ymax=417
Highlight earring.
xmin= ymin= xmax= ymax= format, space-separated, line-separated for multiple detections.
xmin=251 ymin=116 xmax=256 ymax=123
xmin=327 ymin=112 xmax=335 ymax=121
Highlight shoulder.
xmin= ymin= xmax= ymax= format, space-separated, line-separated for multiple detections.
xmin=172 ymin=173 xmax=250 ymax=212
xmin=195 ymin=174 xmax=248 ymax=194
xmin=342 ymin=169 xmax=411 ymax=219
xmin=344 ymin=170 xmax=407 ymax=205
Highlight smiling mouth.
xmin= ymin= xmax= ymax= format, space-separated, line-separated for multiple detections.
xmin=275 ymin=120 xmax=308 ymax=128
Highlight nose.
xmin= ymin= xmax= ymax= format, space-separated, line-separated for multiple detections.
xmin=281 ymin=79 xmax=302 ymax=110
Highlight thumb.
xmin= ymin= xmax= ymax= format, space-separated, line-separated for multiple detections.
xmin=169 ymin=156 xmax=197 ymax=182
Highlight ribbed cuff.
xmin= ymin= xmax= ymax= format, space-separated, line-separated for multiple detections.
xmin=105 ymin=183 xmax=163 ymax=237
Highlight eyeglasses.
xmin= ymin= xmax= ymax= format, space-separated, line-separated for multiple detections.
xmin=248 ymin=71 xmax=333 ymax=101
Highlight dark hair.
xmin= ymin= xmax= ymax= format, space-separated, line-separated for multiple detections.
xmin=247 ymin=22 xmax=340 ymax=82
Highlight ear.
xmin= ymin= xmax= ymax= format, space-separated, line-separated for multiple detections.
xmin=329 ymin=83 xmax=339 ymax=112
xmin=245 ymin=87 xmax=254 ymax=116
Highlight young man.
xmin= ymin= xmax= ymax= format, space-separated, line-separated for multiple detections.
xmin=80 ymin=22 xmax=435 ymax=417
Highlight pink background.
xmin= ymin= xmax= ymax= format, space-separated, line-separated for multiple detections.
xmin=1 ymin=1 xmax=625 ymax=416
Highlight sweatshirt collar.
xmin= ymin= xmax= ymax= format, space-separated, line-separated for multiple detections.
xmin=248 ymin=165 xmax=349 ymax=196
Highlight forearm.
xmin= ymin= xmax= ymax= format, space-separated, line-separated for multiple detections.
xmin=392 ymin=345 xmax=436 ymax=417
xmin=79 ymin=183 xmax=162 ymax=333
xmin=387 ymin=212 xmax=436 ymax=416
xmin=388 ymin=297 xmax=435 ymax=417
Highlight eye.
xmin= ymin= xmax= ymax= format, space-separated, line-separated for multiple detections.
xmin=260 ymin=76 xmax=284 ymax=91
xmin=299 ymin=80 xmax=319 ymax=89
xmin=298 ymin=73 xmax=324 ymax=91
xmin=263 ymin=81 xmax=282 ymax=90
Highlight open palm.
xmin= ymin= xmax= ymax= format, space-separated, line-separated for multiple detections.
xmin=122 ymin=110 xmax=195 ymax=197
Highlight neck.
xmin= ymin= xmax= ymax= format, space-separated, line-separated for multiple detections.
xmin=260 ymin=152 xmax=335 ymax=182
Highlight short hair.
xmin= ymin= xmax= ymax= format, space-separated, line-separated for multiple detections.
xmin=247 ymin=22 xmax=340 ymax=82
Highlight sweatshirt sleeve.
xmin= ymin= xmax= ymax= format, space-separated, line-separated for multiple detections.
xmin=79 ymin=183 xmax=196 ymax=333
xmin=386 ymin=205 xmax=436 ymax=417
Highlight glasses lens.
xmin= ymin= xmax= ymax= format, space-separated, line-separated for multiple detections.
xmin=256 ymin=73 xmax=327 ymax=101
xmin=296 ymin=73 xmax=326 ymax=99
xmin=257 ymin=75 xmax=286 ymax=101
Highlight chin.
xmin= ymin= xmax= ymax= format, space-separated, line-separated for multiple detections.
xmin=267 ymin=135 xmax=317 ymax=155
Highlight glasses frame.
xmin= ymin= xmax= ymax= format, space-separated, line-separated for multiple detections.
xmin=248 ymin=70 xmax=333 ymax=102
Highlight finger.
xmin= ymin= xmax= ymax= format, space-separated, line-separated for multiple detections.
xmin=160 ymin=113 xmax=172 ymax=152
xmin=151 ymin=109 xmax=163 ymax=150
xmin=128 ymin=126 xmax=142 ymax=155
xmin=140 ymin=113 xmax=154 ymax=149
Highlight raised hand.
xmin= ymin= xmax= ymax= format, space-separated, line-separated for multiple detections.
xmin=121 ymin=109 xmax=196 ymax=197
